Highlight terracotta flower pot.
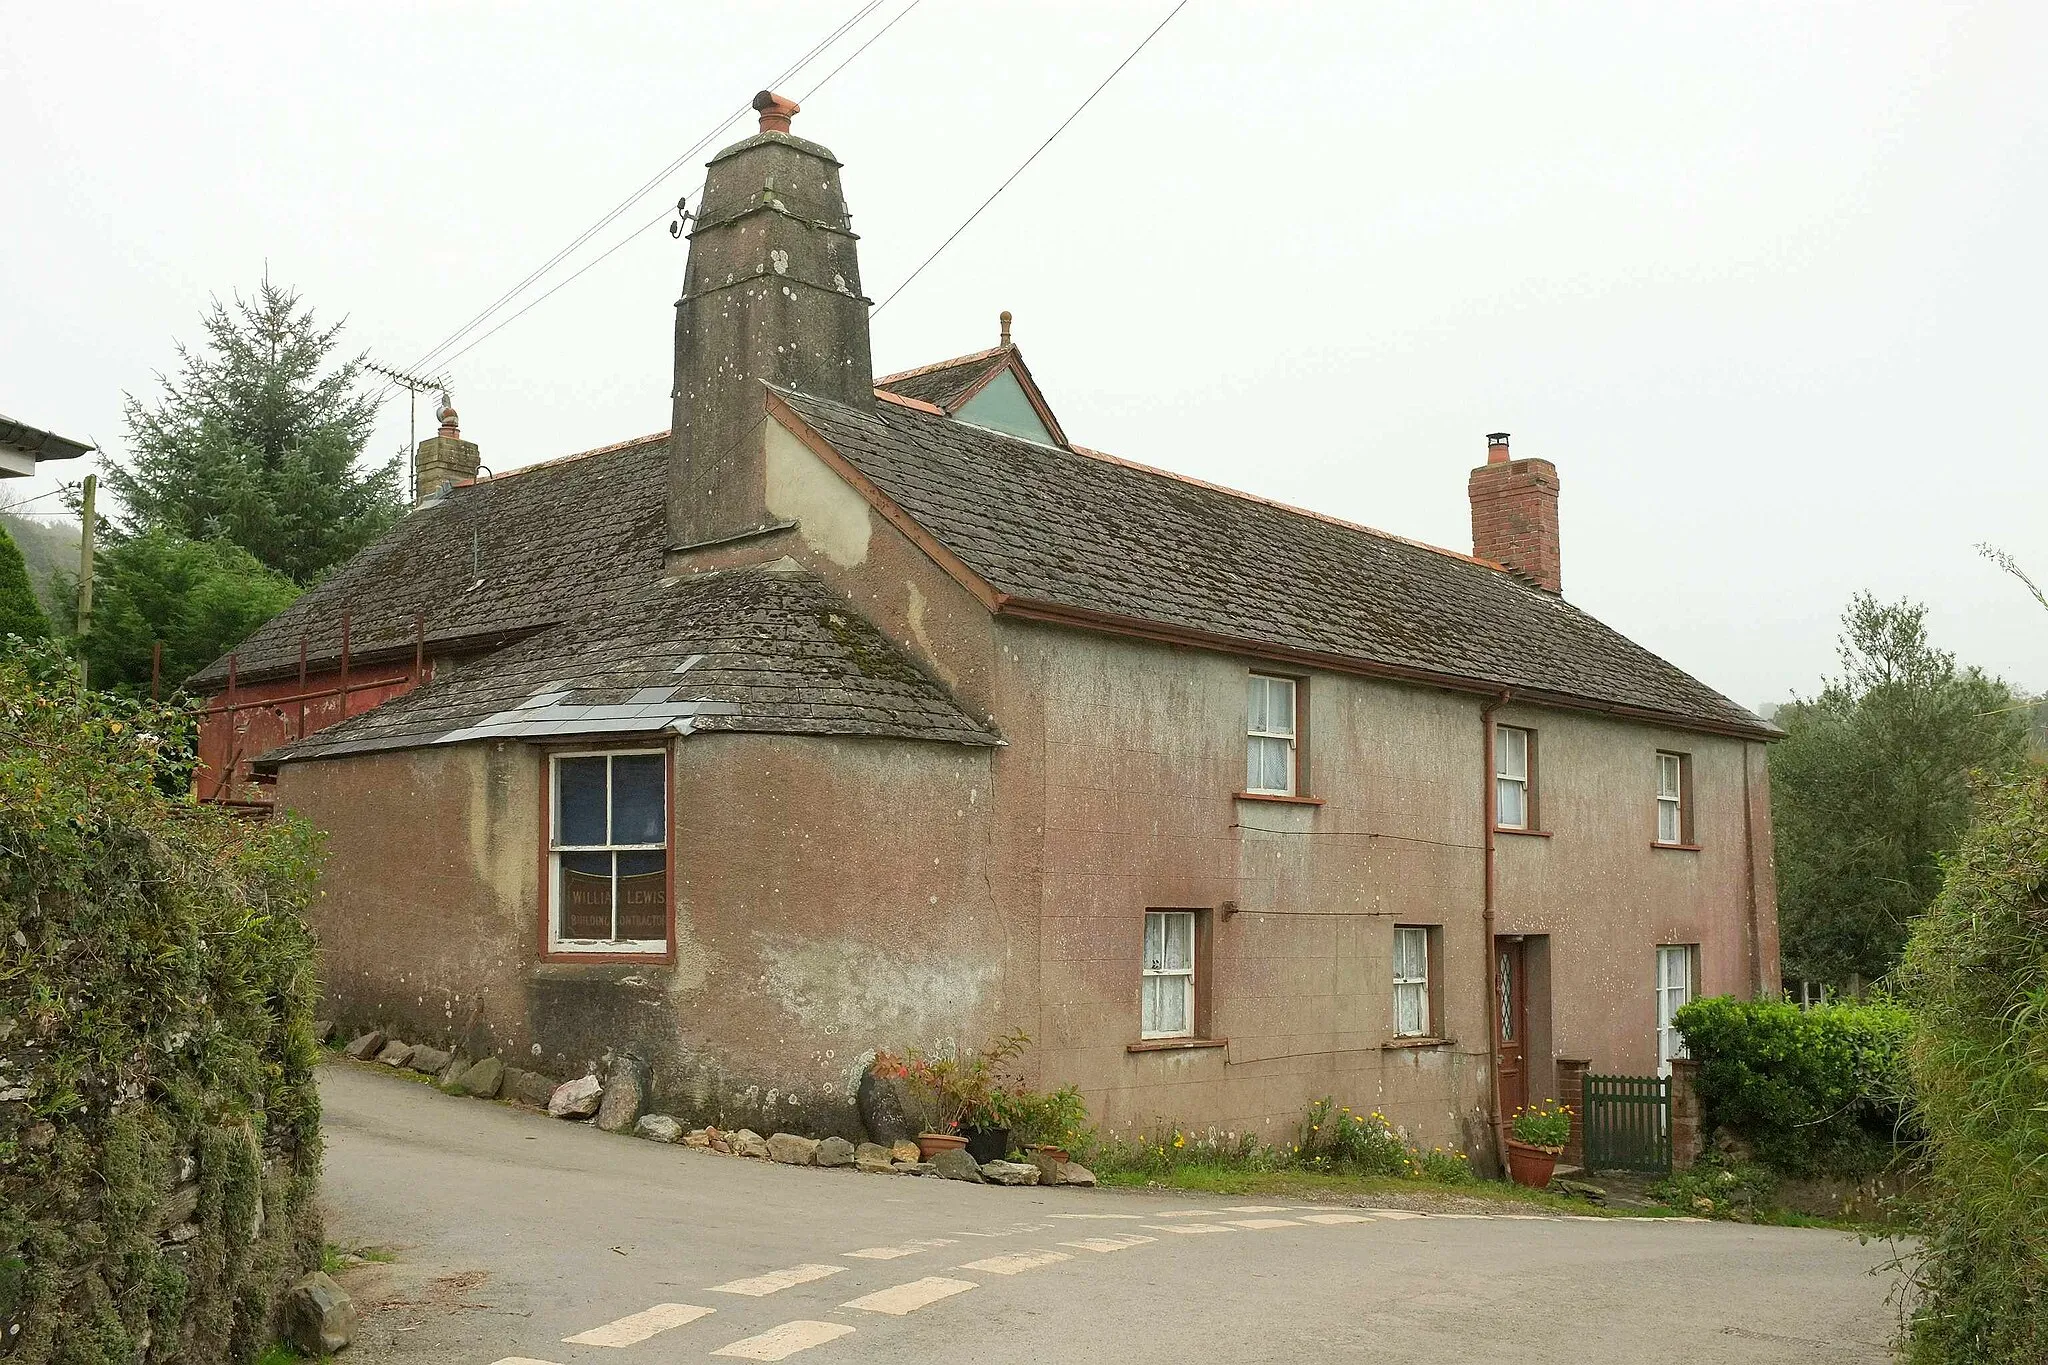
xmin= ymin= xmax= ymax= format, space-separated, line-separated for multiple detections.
xmin=1034 ymin=1145 xmax=1071 ymax=1164
xmin=1504 ymin=1138 xmax=1561 ymax=1189
xmin=917 ymin=1132 xmax=968 ymax=1160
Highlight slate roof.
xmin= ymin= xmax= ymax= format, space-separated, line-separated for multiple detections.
xmin=874 ymin=348 xmax=1009 ymax=410
xmin=260 ymin=566 xmax=999 ymax=763
xmin=189 ymin=433 xmax=671 ymax=689
xmin=777 ymin=389 xmax=1773 ymax=737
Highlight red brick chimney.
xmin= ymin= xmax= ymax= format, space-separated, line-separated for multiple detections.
xmin=1468 ymin=432 xmax=1562 ymax=594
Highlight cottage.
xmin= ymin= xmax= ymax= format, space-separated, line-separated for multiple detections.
xmin=193 ymin=93 xmax=1779 ymax=1156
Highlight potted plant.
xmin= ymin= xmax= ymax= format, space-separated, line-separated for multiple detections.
xmin=953 ymin=1030 xmax=1030 ymax=1164
xmin=1504 ymin=1099 xmax=1572 ymax=1188
xmin=1006 ymin=1084 xmax=1087 ymax=1163
xmin=869 ymin=1048 xmax=963 ymax=1158
xmin=873 ymin=1031 xmax=1031 ymax=1161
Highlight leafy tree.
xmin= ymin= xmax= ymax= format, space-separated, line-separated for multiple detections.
xmin=1772 ymin=594 xmax=2031 ymax=988
xmin=106 ymin=275 xmax=399 ymax=585
xmin=0 ymin=518 xmax=51 ymax=645
xmin=76 ymin=530 xmax=300 ymax=695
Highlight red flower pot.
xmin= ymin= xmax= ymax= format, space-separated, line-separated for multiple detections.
xmin=1504 ymin=1138 xmax=1560 ymax=1189
xmin=917 ymin=1132 xmax=968 ymax=1160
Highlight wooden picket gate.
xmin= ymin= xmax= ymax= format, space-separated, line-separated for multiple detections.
xmin=1583 ymin=1073 xmax=1671 ymax=1174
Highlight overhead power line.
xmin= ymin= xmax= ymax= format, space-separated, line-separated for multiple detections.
xmin=418 ymin=0 xmax=926 ymax=378
xmin=871 ymin=0 xmax=1192 ymax=317
xmin=385 ymin=1 xmax=887 ymax=394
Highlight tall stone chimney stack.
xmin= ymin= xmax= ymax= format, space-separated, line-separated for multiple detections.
xmin=667 ymin=91 xmax=874 ymax=554
xmin=414 ymin=400 xmax=479 ymax=505
xmin=1467 ymin=432 xmax=1562 ymax=594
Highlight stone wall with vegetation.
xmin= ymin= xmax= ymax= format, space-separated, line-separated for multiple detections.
xmin=0 ymin=644 xmax=324 ymax=1364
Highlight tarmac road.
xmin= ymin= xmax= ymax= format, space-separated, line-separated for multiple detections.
xmin=318 ymin=1062 xmax=1902 ymax=1364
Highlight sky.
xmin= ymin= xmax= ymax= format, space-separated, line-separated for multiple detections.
xmin=4 ymin=1 xmax=2044 ymax=710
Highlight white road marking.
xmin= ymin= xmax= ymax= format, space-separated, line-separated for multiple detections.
xmin=842 ymin=1277 xmax=979 ymax=1315
xmin=563 ymin=1302 xmax=714 ymax=1346
xmin=1059 ymin=1234 xmax=1157 ymax=1253
xmin=1363 ymin=1209 xmax=1427 ymax=1219
xmin=1143 ymin=1223 xmax=1236 ymax=1235
xmin=1047 ymin=1212 xmax=1146 ymax=1221
xmin=959 ymin=1249 xmax=1072 ymax=1275
xmin=1148 ymin=1209 xmax=1224 ymax=1218
xmin=1495 ymin=1214 xmax=1555 ymax=1220
xmin=709 ymin=1264 xmax=847 ymax=1297
xmin=1223 ymin=1218 xmax=1302 ymax=1230
xmin=843 ymin=1247 xmax=919 ymax=1260
xmin=491 ymin=1359 xmax=565 ymax=1364
xmin=1297 ymin=1213 xmax=1376 ymax=1225
xmin=1224 ymin=1205 xmax=1291 ymax=1213
xmin=710 ymin=1320 xmax=855 ymax=1361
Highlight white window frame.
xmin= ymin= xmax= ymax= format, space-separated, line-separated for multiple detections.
xmin=548 ymin=748 xmax=670 ymax=956
xmin=1393 ymin=926 xmax=1432 ymax=1038
xmin=1495 ymin=725 xmax=1532 ymax=830
xmin=1656 ymin=751 xmax=1686 ymax=845
xmin=1656 ymin=944 xmax=1697 ymax=1077
xmin=1245 ymin=674 xmax=1299 ymax=796
xmin=1141 ymin=910 xmax=1197 ymax=1040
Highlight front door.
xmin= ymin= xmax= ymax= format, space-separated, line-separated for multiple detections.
xmin=1496 ymin=938 xmax=1528 ymax=1117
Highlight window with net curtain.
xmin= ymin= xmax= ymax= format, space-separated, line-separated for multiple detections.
xmin=1246 ymin=675 xmax=1297 ymax=795
xmin=551 ymin=751 xmax=668 ymax=952
xmin=1142 ymin=910 xmax=1195 ymax=1039
xmin=1393 ymin=926 xmax=1431 ymax=1037
xmin=1656 ymin=751 xmax=1687 ymax=844
xmin=1495 ymin=725 xmax=1532 ymax=829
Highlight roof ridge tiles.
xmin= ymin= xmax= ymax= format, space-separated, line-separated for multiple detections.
xmin=456 ymin=429 xmax=670 ymax=488
xmin=873 ymin=346 xmax=1007 ymax=386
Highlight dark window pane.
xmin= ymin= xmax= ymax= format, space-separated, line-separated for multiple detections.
xmin=616 ymin=851 xmax=667 ymax=942
xmin=611 ymin=755 xmax=665 ymax=846
xmin=557 ymin=757 xmax=607 ymax=847
xmin=558 ymin=852 xmax=613 ymax=940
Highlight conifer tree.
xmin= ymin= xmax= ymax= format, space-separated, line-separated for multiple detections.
xmin=0 ymin=520 xmax=52 ymax=646
xmin=108 ymin=275 xmax=400 ymax=585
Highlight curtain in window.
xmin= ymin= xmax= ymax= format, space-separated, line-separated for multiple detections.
xmin=1656 ymin=753 xmax=1683 ymax=843
xmin=1496 ymin=727 xmax=1529 ymax=828
xmin=1246 ymin=676 xmax=1296 ymax=794
xmin=1142 ymin=911 xmax=1194 ymax=1037
xmin=1393 ymin=927 xmax=1429 ymax=1037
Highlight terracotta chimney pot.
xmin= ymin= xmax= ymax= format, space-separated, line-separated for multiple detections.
xmin=753 ymin=90 xmax=800 ymax=135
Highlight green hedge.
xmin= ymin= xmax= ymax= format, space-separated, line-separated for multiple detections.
xmin=1673 ymin=994 xmax=1912 ymax=1178
xmin=0 ymin=643 xmax=324 ymax=1364
xmin=1896 ymin=770 xmax=2048 ymax=1363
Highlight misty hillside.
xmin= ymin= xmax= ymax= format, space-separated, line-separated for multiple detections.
xmin=0 ymin=512 xmax=78 ymax=624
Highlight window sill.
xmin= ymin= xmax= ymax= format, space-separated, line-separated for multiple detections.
xmin=1128 ymin=1037 xmax=1228 ymax=1054
xmin=1383 ymin=1036 xmax=1454 ymax=1050
xmin=1495 ymin=826 xmax=1552 ymax=838
xmin=537 ymin=949 xmax=674 ymax=968
xmin=1651 ymin=842 xmax=1702 ymax=852
xmin=1235 ymin=791 xmax=1325 ymax=806
xmin=532 ymin=957 xmax=675 ymax=978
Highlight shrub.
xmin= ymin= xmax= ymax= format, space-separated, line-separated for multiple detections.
xmin=1651 ymin=1155 xmax=1777 ymax=1221
xmin=1673 ymin=994 xmax=1912 ymax=1177
xmin=1895 ymin=770 xmax=2048 ymax=1362
xmin=0 ymin=643 xmax=325 ymax=1363
xmin=1000 ymin=1084 xmax=1088 ymax=1153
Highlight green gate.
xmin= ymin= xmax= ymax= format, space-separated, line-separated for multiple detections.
xmin=1583 ymin=1073 xmax=1671 ymax=1174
